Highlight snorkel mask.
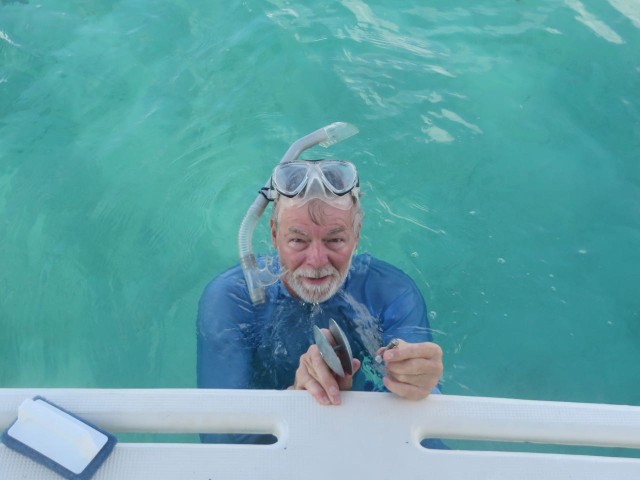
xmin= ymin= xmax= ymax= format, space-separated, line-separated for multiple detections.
xmin=262 ymin=159 xmax=359 ymax=210
xmin=238 ymin=122 xmax=359 ymax=305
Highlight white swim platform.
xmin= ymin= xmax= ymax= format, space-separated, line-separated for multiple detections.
xmin=1 ymin=388 xmax=640 ymax=479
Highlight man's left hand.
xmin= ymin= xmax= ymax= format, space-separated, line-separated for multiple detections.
xmin=377 ymin=340 xmax=443 ymax=400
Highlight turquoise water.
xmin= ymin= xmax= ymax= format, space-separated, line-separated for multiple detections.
xmin=1 ymin=0 xmax=639 ymax=426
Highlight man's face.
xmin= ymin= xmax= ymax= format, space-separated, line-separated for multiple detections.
xmin=271 ymin=201 xmax=359 ymax=303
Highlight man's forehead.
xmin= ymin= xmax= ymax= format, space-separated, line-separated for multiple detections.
xmin=279 ymin=201 xmax=352 ymax=221
xmin=284 ymin=205 xmax=350 ymax=219
xmin=279 ymin=205 xmax=354 ymax=232
xmin=286 ymin=225 xmax=348 ymax=236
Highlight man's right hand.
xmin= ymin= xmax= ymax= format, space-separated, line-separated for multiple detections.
xmin=289 ymin=328 xmax=361 ymax=405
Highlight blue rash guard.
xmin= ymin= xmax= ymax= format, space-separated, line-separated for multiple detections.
xmin=197 ymin=253 xmax=438 ymax=444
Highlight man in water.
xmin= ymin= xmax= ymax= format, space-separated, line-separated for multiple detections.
xmin=197 ymin=156 xmax=443 ymax=427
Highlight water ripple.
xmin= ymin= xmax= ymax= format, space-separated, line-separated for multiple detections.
xmin=376 ymin=197 xmax=446 ymax=235
xmin=608 ymin=0 xmax=640 ymax=29
xmin=565 ymin=0 xmax=625 ymax=44
xmin=0 ymin=29 xmax=20 ymax=47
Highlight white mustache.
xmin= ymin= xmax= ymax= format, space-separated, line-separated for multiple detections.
xmin=293 ymin=267 xmax=338 ymax=279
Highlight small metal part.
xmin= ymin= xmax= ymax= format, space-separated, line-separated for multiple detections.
xmin=374 ymin=338 xmax=401 ymax=364
xmin=313 ymin=319 xmax=354 ymax=378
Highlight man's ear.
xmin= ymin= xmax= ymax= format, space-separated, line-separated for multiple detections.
xmin=270 ymin=218 xmax=277 ymax=248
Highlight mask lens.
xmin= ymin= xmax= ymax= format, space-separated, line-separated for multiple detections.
xmin=273 ymin=162 xmax=308 ymax=196
xmin=320 ymin=161 xmax=357 ymax=194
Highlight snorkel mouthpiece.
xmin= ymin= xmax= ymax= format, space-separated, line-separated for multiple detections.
xmin=239 ymin=253 xmax=265 ymax=305
xmin=238 ymin=122 xmax=359 ymax=305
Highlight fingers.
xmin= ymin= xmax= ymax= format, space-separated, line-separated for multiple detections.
xmin=380 ymin=341 xmax=443 ymax=400
xmin=382 ymin=375 xmax=431 ymax=400
xmin=293 ymin=344 xmax=343 ymax=405
xmin=381 ymin=341 xmax=442 ymax=363
xmin=337 ymin=358 xmax=361 ymax=391
xmin=302 ymin=377 xmax=336 ymax=406
xmin=292 ymin=341 xmax=362 ymax=406
xmin=306 ymin=344 xmax=342 ymax=404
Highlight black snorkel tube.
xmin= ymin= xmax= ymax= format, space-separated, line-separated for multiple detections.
xmin=238 ymin=122 xmax=359 ymax=305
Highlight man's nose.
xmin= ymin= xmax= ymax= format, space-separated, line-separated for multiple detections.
xmin=306 ymin=241 xmax=328 ymax=268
